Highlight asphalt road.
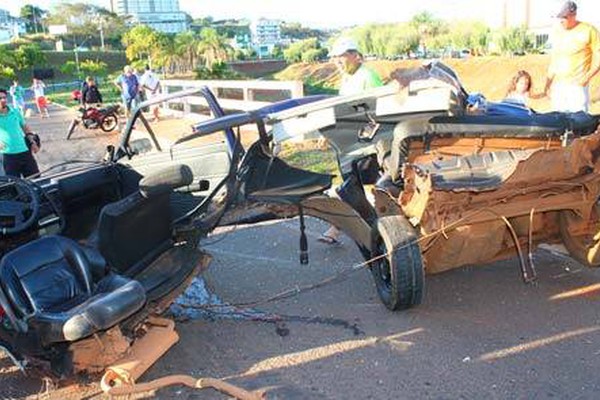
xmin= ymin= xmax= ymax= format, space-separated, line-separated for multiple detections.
xmin=2 ymin=105 xmax=600 ymax=399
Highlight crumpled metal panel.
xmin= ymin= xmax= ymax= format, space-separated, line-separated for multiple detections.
xmin=411 ymin=150 xmax=534 ymax=192
xmin=398 ymin=130 xmax=600 ymax=273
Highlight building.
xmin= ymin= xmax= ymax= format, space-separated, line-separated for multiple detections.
xmin=0 ymin=8 xmax=26 ymax=44
xmin=114 ymin=0 xmax=188 ymax=33
xmin=251 ymin=18 xmax=283 ymax=58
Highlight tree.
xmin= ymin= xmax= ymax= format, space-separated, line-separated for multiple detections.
xmin=154 ymin=34 xmax=180 ymax=76
xmin=122 ymin=25 xmax=161 ymax=65
xmin=20 ymin=5 xmax=47 ymax=34
xmin=14 ymin=44 xmax=46 ymax=72
xmin=281 ymin=22 xmax=328 ymax=42
xmin=348 ymin=23 xmax=419 ymax=58
xmin=80 ymin=60 xmax=108 ymax=78
xmin=174 ymin=31 xmax=199 ymax=71
xmin=45 ymin=3 xmax=128 ymax=50
xmin=410 ymin=12 xmax=448 ymax=55
xmin=195 ymin=61 xmax=240 ymax=80
xmin=60 ymin=61 xmax=78 ymax=77
xmin=197 ymin=28 xmax=233 ymax=69
xmin=497 ymin=26 xmax=535 ymax=55
xmin=0 ymin=45 xmax=17 ymax=81
xmin=283 ymin=38 xmax=322 ymax=63
xmin=444 ymin=22 xmax=491 ymax=55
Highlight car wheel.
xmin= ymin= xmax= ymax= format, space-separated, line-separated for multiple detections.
xmin=370 ymin=214 xmax=424 ymax=310
xmin=559 ymin=204 xmax=600 ymax=267
xmin=100 ymin=113 xmax=118 ymax=132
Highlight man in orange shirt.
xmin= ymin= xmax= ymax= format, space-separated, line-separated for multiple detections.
xmin=543 ymin=1 xmax=600 ymax=112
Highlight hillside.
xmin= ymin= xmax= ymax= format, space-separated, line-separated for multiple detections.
xmin=275 ymin=55 xmax=600 ymax=113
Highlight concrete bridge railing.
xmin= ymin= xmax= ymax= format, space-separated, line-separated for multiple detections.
xmin=160 ymin=79 xmax=304 ymax=118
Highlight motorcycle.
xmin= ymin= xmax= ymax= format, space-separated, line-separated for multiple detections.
xmin=65 ymin=104 xmax=120 ymax=140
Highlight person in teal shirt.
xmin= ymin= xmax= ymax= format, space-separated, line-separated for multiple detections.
xmin=318 ymin=38 xmax=384 ymax=245
xmin=0 ymin=88 xmax=39 ymax=177
xmin=9 ymin=80 xmax=26 ymax=116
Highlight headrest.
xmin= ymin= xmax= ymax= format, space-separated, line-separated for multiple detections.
xmin=139 ymin=164 xmax=193 ymax=198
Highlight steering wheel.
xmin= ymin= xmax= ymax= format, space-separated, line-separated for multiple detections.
xmin=0 ymin=176 xmax=41 ymax=235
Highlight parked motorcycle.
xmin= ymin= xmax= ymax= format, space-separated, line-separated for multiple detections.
xmin=66 ymin=104 xmax=120 ymax=140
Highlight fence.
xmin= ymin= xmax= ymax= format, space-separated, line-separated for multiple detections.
xmin=159 ymin=79 xmax=304 ymax=117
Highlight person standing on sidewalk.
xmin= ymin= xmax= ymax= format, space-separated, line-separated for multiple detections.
xmin=318 ymin=37 xmax=383 ymax=245
xmin=543 ymin=1 xmax=600 ymax=112
xmin=140 ymin=65 xmax=162 ymax=122
xmin=31 ymin=78 xmax=49 ymax=118
xmin=9 ymin=80 xmax=26 ymax=116
xmin=114 ymin=65 xmax=139 ymax=117
xmin=0 ymin=88 xmax=40 ymax=178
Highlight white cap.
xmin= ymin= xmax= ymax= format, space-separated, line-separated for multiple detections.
xmin=330 ymin=37 xmax=359 ymax=57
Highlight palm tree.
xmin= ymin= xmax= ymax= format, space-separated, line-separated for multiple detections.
xmin=154 ymin=34 xmax=179 ymax=77
xmin=197 ymin=28 xmax=233 ymax=69
xmin=174 ymin=31 xmax=199 ymax=72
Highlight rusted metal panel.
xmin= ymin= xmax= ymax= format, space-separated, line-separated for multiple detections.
xmin=397 ymin=130 xmax=600 ymax=273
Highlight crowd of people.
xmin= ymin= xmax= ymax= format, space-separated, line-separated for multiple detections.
xmin=0 ymin=64 xmax=163 ymax=177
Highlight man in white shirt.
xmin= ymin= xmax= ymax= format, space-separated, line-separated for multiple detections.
xmin=140 ymin=65 xmax=161 ymax=122
xmin=31 ymin=78 xmax=49 ymax=118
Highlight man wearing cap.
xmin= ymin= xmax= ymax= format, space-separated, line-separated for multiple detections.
xmin=318 ymin=38 xmax=383 ymax=245
xmin=330 ymin=37 xmax=383 ymax=96
xmin=543 ymin=1 xmax=600 ymax=112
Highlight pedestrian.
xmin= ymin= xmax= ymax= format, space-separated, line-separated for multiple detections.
xmin=31 ymin=78 xmax=49 ymax=118
xmin=140 ymin=65 xmax=162 ymax=122
xmin=331 ymin=37 xmax=383 ymax=96
xmin=503 ymin=70 xmax=544 ymax=106
xmin=81 ymin=76 xmax=103 ymax=108
xmin=0 ymin=88 xmax=40 ymax=178
xmin=114 ymin=65 xmax=139 ymax=117
xmin=9 ymin=79 xmax=26 ymax=116
xmin=318 ymin=37 xmax=383 ymax=245
xmin=543 ymin=1 xmax=600 ymax=112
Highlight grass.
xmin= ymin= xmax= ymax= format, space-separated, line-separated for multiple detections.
xmin=47 ymin=88 xmax=122 ymax=109
xmin=279 ymin=141 xmax=341 ymax=184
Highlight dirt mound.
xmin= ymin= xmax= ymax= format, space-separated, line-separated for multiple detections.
xmin=276 ymin=55 xmax=600 ymax=113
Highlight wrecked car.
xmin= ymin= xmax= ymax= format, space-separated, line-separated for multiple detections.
xmin=1 ymin=61 xmax=600 ymax=397
xmin=190 ymin=61 xmax=600 ymax=312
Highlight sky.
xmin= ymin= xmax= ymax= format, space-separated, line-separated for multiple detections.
xmin=6 ymin=0 xmax=597 ymax=29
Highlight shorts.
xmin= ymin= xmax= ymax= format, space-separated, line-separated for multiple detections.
xmin=2 ymin=150 xmax=40 ymax=178
xmin=551 ymin=83 xmax=589 ymax=113
xmin=36 ymin=96 xmax=48 ymax=109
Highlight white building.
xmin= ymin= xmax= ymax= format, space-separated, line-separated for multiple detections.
xmin=0 ymin=8 xmax=26 ymax=44
xmin=251 ymin=18 xmax=282 ymax=58
xmin=114 ymin=0 xmax=188 ymax=33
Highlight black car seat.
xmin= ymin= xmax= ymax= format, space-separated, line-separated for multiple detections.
xmin=0 ymin=236 xmax=146 ymax=345
xmin=94 ymin=164 xmax=193 ymax=275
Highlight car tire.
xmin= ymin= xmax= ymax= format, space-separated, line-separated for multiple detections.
xmin=370 ymin=214 xmax=424 ymax=310
xmin=100 ymin=113 xmax=119 ymax=132
xmin=559 ymin=205 xmax=600 ymax=267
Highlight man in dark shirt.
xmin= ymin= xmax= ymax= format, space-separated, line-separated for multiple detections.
xmin=81 ymin=76 xmax=103 ymax=107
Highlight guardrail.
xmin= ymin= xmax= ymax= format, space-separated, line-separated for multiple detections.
xmin=160 ymin=79 xmax=304 ymax=116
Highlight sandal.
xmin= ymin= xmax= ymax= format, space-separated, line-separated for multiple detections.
xmin=318 ymin=234 xmax=341 ymax=245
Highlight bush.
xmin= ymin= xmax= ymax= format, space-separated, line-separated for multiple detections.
xmin=194 ymin=61 xmax=244 ymax=80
